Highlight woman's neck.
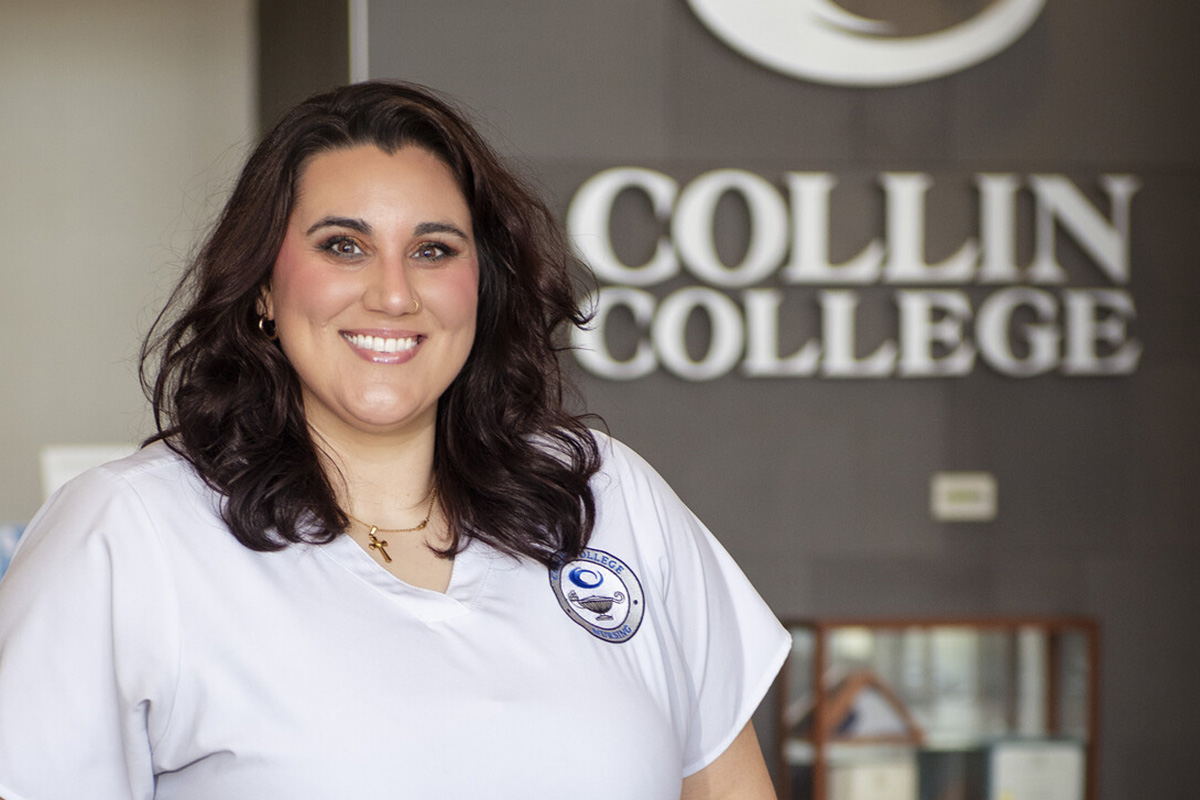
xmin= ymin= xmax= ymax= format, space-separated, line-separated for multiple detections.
xmin=308 ymin=419 xmax=438 ymax=532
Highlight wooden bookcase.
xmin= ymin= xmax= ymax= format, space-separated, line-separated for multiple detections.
xmin=774 ymin=617 xmax=1099 ymax=800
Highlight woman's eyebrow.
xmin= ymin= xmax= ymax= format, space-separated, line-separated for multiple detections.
xmin=415 ymin=221 xmax=470 ymax=240
xmin=305 ymin=216 xmax=372 ymax=236
xmin=304 ymin=218 xmax=468 ymax=240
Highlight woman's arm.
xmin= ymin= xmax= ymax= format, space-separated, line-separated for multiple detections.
xmin=0 ymin=466 xmax=169 ymax=800
xmin=680 ymin=722 xmax=776 ymax=800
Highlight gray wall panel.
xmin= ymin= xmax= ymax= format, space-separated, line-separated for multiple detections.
xmin=369 ymin=0 xmax=672 ymax=161
xmin=349 ymin=1 xmax=1200 ymax=795
xmin=953 ymin=3 xmax=1200 ymax=164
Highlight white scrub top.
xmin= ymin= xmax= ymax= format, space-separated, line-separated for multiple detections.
xmin=0 ymin=432 xmax=789 ymax=799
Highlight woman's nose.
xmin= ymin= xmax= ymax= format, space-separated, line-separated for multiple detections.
xmin=363 ymin=255 xmax=420 ymax=315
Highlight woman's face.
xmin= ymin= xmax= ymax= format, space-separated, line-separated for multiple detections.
xmin=263 ymin=144 xmax=479 ymax=444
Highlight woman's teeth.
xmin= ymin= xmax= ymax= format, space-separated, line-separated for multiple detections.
xmin=343 ymin=333 xmax=419 ymax=354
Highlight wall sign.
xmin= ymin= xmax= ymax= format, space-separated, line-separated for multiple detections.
xmin=686 ymin=0 xmax=1046 ymax=86
xmin=568 ymin=170 xmax=1141 ymax=381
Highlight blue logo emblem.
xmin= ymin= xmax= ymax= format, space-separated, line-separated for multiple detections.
xmin=568 ymin=566 xmax=604 ymax=589
xmin=549 ymin=548 xmax=645 ymax=643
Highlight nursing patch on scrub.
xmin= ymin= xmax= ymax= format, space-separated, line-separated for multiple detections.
xmin=549 ymin=548 xmax=645 ymax=643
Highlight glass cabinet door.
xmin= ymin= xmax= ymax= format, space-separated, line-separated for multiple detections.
xmin=776 ymin=618 xmax=1097 ymax=800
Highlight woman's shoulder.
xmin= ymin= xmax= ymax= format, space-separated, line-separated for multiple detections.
xmin=97 ymin=439 xmax=196 ymax=479
xmin=22 ymin=441 xmax=217 ymax=551
xmin=585 ymin=428 xmax=677 ymax=498
xmin=53 ymin=442 xmax=203 ymax=509
xmin=582 ymin=429 xmax=706 ymax=556
xmin=55 ymin=440 xmax=192 ymax=490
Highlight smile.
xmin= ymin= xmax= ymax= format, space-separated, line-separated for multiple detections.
xmin=342 ymin=333 xmax=421 ymax=354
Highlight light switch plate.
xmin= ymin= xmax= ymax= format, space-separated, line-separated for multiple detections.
xmin=931 ymin=471 xmax=998 ymax=522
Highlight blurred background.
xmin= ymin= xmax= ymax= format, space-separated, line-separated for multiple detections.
xmin=0 ymin=1 xmax=1196 ymax=797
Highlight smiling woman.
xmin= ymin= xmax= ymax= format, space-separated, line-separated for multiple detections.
xmin=142 ymin=81 xmax=598 ymax=569
xmin=0 ymin=81 xmax=788 ymax=800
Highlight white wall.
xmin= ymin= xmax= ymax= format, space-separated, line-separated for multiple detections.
xmin=0 ymin=0 xmax=256 ymax=519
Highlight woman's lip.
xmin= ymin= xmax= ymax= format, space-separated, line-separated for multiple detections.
xmin=341 ymin=330 xmax=424 ymax=362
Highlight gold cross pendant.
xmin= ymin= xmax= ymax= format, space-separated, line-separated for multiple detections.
xmin=366 ymin=526 xmax=393 ymax=563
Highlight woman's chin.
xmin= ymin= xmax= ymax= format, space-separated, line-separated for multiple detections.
xmin=348 ymin=403 xmax=437 ymax=437
xmin=301 ymin=399 xmax=436 ymax=443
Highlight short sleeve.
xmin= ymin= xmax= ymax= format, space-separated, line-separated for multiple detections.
xmin=0 ymin=466 xmax=178 ymax=800
xmin=598 ymin=437 xmax=791 ymax=777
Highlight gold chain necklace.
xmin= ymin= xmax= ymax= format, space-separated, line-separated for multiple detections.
xmin=345 ymin=486 xmax=438 ymax=564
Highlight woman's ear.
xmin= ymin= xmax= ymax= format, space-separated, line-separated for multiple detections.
xmin=257 ymin=284 xmax=274 ymax=319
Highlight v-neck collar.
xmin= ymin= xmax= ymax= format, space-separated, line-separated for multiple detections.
xmin=320 ymin=534 xmax=494 ymax=623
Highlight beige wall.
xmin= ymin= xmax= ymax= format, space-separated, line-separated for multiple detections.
xmin=0 ymin=0 xmax=256 ymax=519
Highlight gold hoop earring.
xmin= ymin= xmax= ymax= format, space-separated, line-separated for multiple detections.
xmin=258 ymin=316 xmax=278 ymax=341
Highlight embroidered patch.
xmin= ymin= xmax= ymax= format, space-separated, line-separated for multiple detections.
xmin=549 ymin=548 xmax=645 ymax=643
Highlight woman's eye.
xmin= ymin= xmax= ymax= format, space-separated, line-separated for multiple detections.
xmin=321 ymin=236 xmax=364 ymax=257
xmin=414 ymin=242 xmax=454 ymax=260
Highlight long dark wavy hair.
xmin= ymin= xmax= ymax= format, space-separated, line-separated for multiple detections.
xmin=141 ymin=81 xmax=600 ymax=566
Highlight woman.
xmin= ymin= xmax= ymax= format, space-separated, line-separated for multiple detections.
xmin=0 ymin=81 xmax=788 ymax=799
